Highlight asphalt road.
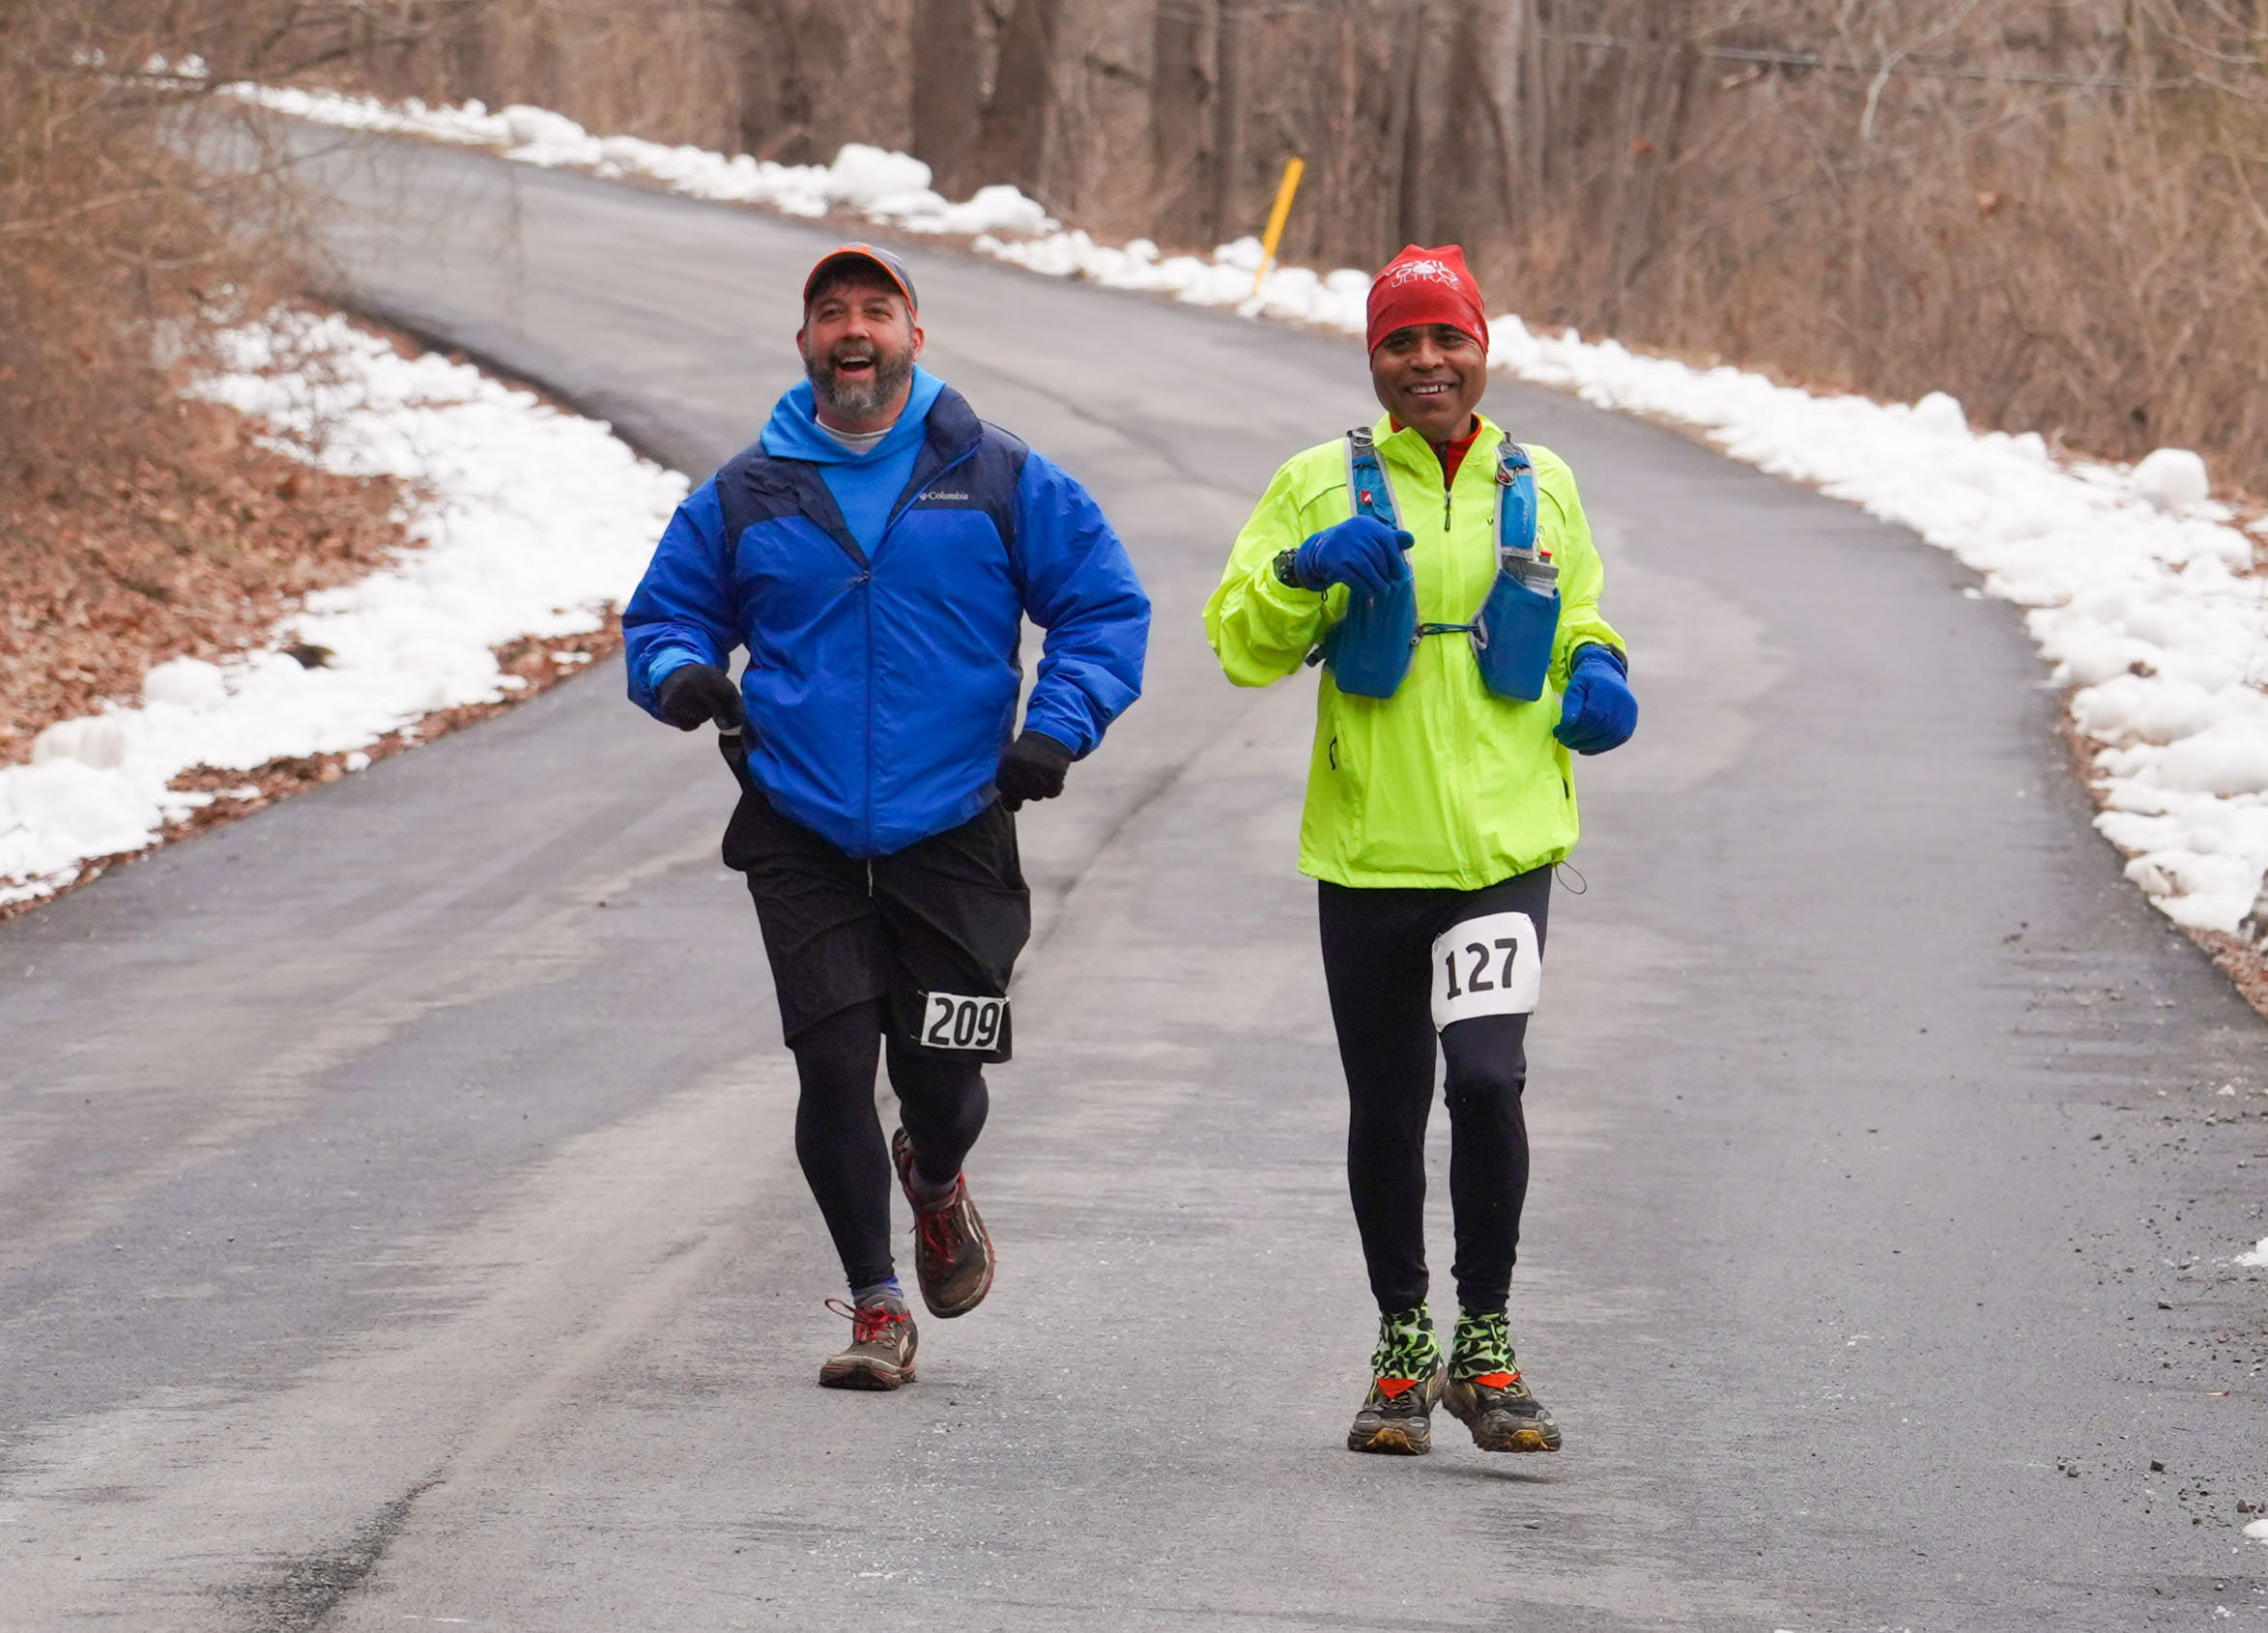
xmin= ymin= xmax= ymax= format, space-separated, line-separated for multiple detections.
xmin=3 ymin=130 xmax=2265 ymax=1633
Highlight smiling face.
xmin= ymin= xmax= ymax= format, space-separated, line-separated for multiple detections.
xmin=797 ymin=272 xmax=923 ymax=432
xmin=1369 ymin=323 xmax=1486 ymax=444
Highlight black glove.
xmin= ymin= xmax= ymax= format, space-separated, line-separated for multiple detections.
xmin=656 ymin=663 xmax=746 ymax=732
xmin=995 ymin=731 xmax=1073 ymax=811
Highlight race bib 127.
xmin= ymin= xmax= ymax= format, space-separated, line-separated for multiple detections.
xmin=1428 ymin=911 xmax=1541 ymax=1030
xmin=921 ymin=991 xmax=1007 ymax=1051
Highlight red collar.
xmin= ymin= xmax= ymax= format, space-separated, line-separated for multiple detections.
xmin=1438 ymin=424 xmax=1482 ymax=485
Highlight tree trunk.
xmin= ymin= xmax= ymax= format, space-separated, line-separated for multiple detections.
xmin=976 ymin=0 xmax=1062 ymax=196
xmin=1212 ymin=0 xmax=1244 ymax=243
xmin=1390 ymin=0 xmax=1427 ymax=247
xmin=732 ymin=0 xmax=813 ymax=161
xmin=911 ymin=0 xmax=983 ymax=196
xmin=1150 ymin=0 xmax=1214 ymax=246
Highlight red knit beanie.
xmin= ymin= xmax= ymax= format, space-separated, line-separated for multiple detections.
xmin=1365 ymin=244 xmax=1489 ymax=357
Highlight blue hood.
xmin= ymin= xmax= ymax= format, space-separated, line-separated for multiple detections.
xmin=761 ymin=365 xmax=946 ymax=465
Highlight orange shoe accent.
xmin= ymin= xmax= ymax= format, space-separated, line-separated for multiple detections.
xmin=1473 ymin=1371 xmax=1516 ymax=1389
xmin=1375 ymin=1377 xmax=1420 ymax=1399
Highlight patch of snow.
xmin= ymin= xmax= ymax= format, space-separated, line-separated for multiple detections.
xmin=237 ymin=86 xmax=2268 ymax=937
xmin=143 ymin=656 xmax=230 ymax=711
xmin=1909 ymin=390 xmax=1969 ymax=438
xmin=0 ymin=312 xmax=685 ymax=907
xmin=140 ymin=53 xmax=209 ymax=85
xmin=2236 ymin=1239 xmax=2268 ymax=1269
xmin=32 ymin=718 xmax=131 ymax=771
xmin=2132 ymin=447 xmax=2211 ymax=514
xmin=823 ymin=143 xmax=933 ymax=209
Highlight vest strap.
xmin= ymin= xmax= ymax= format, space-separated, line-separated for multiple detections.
xmin=1493 ymin=437 xmax=1538 ymax=563
xmin=1344 ymin=427 xmax=1400 ymax=530
xmin=1309 ymin=428 xmax=1553 ymax=698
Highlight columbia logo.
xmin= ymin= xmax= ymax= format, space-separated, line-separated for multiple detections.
xmin=922 ymin=490 xmax=971 ymax=501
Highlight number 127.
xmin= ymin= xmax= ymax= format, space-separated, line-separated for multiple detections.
xmin=1444 ymin=938 xmax=1520 ymax=999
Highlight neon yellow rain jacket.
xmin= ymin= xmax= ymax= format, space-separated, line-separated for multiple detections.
xmin=1203 ymin=414 xmax=1624 ymax=889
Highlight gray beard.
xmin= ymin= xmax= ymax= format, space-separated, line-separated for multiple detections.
xmin=807 ymin=345 xmax=913 ymax=425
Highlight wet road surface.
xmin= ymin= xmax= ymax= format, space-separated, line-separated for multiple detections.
xmin=3 ymin=130 xmax=2264 ymax=1632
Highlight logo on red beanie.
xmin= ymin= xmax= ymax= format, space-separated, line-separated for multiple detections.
xmin=1386 ymin=257 xmax=1459 ymax=288
xmin=1366 ymin=244 xmax=1488 ymax=356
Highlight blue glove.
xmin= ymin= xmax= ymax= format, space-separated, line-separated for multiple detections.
xmin=1553 ymin=645 xmax=1636 ymax=755
xmin=1288 ymin=516 xmax=1413 ymax=597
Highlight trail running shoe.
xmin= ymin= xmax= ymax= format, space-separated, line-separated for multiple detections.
xmin=890 ymin=1127 xmax=995 ymax=1318
xmin=1346 ymin=1306 xmax=1444 ymax=1455
xmin=1442 ymin=1309 xmax=1562 ymax=1453
xmin=818 ymin=1298 xmax=918 ymax=1390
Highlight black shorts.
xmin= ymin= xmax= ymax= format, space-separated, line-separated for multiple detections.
xmin=725 ymin=793 xmax=1030 ymax=1062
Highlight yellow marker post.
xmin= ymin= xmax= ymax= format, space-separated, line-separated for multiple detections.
xmin=1251 ymin=157 xmax=1306 ymax=298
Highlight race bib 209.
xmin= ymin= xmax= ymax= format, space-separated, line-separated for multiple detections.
xmin=920 ymin=991 xmax=1007 ymax=1051
xmin=1428 ymin=911 xmax=1541 ymax=1030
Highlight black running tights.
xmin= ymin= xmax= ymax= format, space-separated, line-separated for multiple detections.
xmin=1317 ymin=867 xmax=1552 ymax=1316
xmin=790 ymin=998 xmax=989 ymax=1291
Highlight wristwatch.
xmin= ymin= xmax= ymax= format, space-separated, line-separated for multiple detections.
xmin=1272 ymin=548 xmax=1307 ymax=589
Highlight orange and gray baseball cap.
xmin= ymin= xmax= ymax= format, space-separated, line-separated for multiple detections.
xmin=803 ymin=243 xmax=918 ymax=313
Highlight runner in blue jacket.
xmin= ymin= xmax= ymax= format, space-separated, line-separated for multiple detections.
xmin=624 ymin=244 xmax=1149 ymax=1389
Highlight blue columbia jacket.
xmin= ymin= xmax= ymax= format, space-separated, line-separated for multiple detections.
xmin=623 ymin=371 xmax=1151 ymax=857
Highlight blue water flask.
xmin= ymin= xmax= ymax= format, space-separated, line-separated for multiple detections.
xmin=1470 ymin=556 xmax=1558 ymax=702
xmin=1321 ymin=552 xmax=1418 ymax=699
xmin=1319 ymin=427 xmax=1418 ymax=698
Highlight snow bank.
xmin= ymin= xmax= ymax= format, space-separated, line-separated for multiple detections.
xmin=226 ymin=86 xmax=1056 ymax=238
xmin=1 ymin=314 xmax=686 ymax=907
xmin=1471 ymin=348 xmax=2268 ymax=936
xmin=239 ymin=87 xmax=2268 ymax=939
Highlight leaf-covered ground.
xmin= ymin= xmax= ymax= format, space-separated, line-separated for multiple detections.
xmin=0 ymin=345 xmax=627 ymax=922
xmin=0 ymin=399 xmax=406 ymax=768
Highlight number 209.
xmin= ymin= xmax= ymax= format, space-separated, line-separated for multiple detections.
xmin=923 ymin=993 xmax=1004 ymax=1051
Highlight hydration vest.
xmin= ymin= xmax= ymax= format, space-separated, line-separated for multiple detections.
xmin=1313 ymin=427 xmax=1561 ymax=702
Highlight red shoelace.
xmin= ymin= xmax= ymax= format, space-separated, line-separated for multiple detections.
xmin=826 ymin=1298 xmax=907 ymax=1345
xmin=914 ymin=1185 xmax=962 ymax=1261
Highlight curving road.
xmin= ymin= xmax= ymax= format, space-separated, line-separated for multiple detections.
xmin=3 ymin=129 xmax=2264 ymax=1633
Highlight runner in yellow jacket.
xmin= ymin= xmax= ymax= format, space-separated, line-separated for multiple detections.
xmin=1204 ymin=244 xmax=1635 ymax=1457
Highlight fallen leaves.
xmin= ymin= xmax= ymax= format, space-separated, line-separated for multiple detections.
xmin=0 ymin=397 xmax=406 ymax=764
